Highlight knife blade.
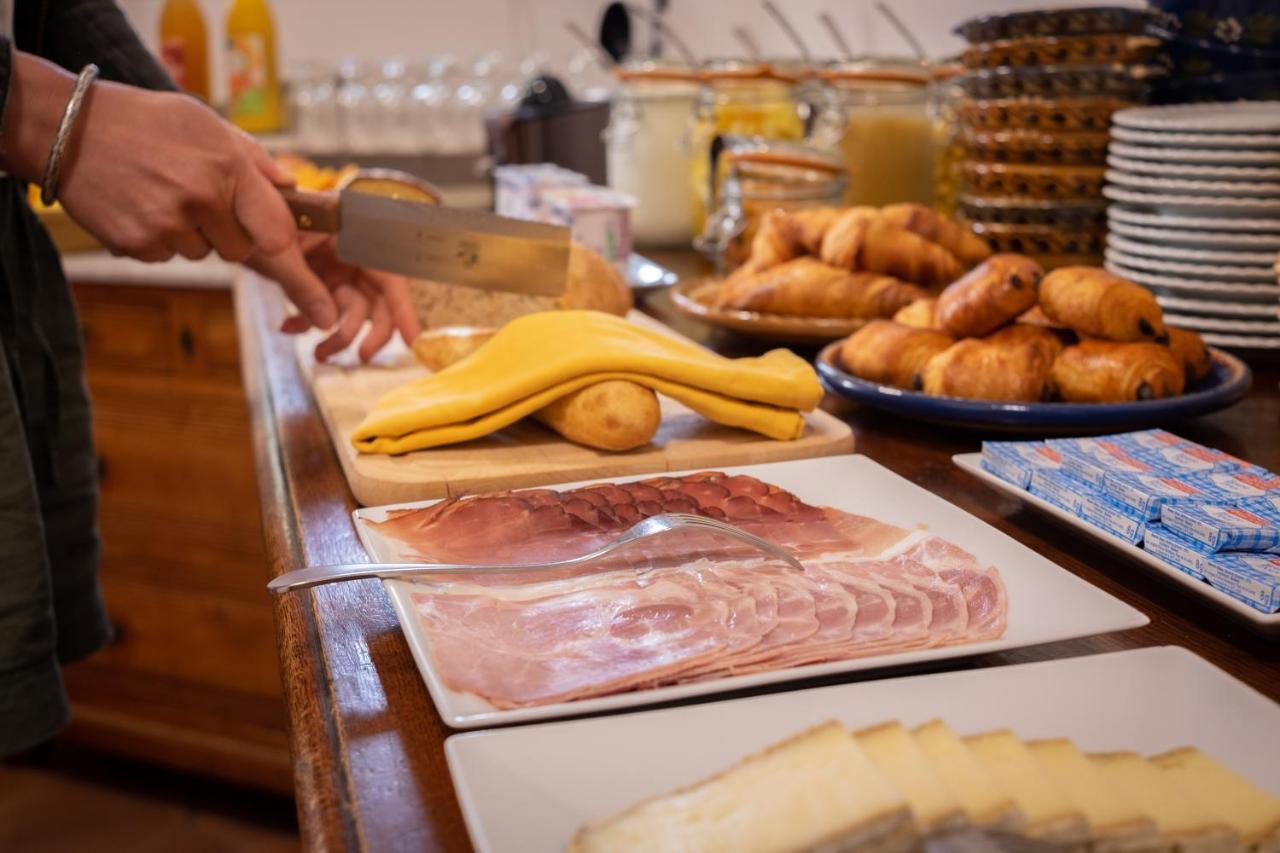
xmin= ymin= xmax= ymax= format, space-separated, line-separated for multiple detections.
xmin=282 ymin=186 xmax=571 ymax=298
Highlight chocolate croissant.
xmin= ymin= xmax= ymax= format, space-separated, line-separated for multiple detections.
xmin=714 ymin=257 xmax=924 ymax=319
xmin=819 ymin=209 xmax=966 ymax=289
xmin=880 ymin=203 xmax=993 ymax=268
xmin=936 ymin=254 xmax=1044 ymax=338
xmin=893 ymin=298 xmax=938 ymax=329
xmin=1052 ymin=340 xmax=1185 ymax=402
xmin=1165 ymin=326 xmax=1213 ymax=385
xmin=839 ymin=320 xmax=955 ymax=390
xmin=986 ymin=322 xmax=1069 ymax=362
xmin=920 ymin=335 xmax=1057 ymax=402
xmin=1038 ymin=267 xmax=1166 ymax=342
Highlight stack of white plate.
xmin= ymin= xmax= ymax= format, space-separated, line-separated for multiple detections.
xmin=1104 ymin=102 xmax=1280 ymax=350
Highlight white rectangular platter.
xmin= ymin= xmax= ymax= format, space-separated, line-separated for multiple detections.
xmin=354 ymin=455 xmax=1148 ymax=729
xmin=955 ymin=452 xmax=1280 ymax=636
xmin=445 ymin=646 xmax=1280 ymax=853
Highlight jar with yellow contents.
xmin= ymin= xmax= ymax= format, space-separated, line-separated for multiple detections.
xmin=687 ymin=62 xmax=808 ymax=237
xmin=816 ymin=62 xmax=935 ymax=208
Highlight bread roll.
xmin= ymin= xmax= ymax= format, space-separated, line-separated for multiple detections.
xmin=839 ymin=320 xmax=955 ymax=390
xmin=1038 ymin=267 xmax=1166 ymax=342
xmin=936 ymin=254 xmax=1043 ymax=338
xmin=1052 ymin=340 xmax=1185 ymax=402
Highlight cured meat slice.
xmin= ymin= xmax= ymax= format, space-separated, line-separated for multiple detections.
xmin=897 ymin=537 xmax=1008 ymax=641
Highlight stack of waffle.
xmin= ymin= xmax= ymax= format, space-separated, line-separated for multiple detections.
xmin=952 ymin=6 xmax=1162 ymax=270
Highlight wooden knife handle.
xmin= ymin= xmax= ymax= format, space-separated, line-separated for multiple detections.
xmin=281 ymin=187 xmax=341 ymax=233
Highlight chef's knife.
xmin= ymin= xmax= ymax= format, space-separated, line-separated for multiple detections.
xmin=281 ymin=178 xmax=571 ymax=298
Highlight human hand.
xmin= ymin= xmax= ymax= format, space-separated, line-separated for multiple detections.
xmin=276 ymin=234 xmax=422 ymax=362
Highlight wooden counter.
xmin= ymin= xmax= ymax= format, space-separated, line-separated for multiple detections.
xmin=237 ymin=258 xmax=1280 ymax=852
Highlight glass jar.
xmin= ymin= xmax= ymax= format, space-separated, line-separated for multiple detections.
xmin=929 ymin=63 xmax=967 ymax=217
xmin=604 ymin=61 xmax=700 ymax=247
xmin=688 ymin=62 xmax=808 ymax=238
xmin=818 ymin=63 xmax=935 ymax=208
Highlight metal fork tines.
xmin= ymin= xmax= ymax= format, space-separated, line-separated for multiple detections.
xmin=267 ymin=512 xmax=805 ymax=594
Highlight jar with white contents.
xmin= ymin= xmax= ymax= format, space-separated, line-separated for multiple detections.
xmin=604 ymin=62 xmax=700 ymax=247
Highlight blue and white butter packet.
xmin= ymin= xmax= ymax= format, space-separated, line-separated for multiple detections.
xmin=1200 ymin=552 xmax=1280 ymax=614
xmin=981 ymin=441 xmax=1063 ymax=489
xmin=1029 ymin=469 xmax=1091 ymax=515
xmin=1143 ymin=524 xmax=1211 ymax=579
xmin=1161 ymin=495 xmax=1280 ymax=553
xmin=1050 ymin=430 xmax=1250 ymax=488
xmin=1101 ymin=471 xmax=1224 ymax=521
xmin=1081 ymin=494 xmax=1146 ymax=544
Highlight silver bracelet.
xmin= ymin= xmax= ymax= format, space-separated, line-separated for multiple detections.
xmin=40 ymin=63 xmax=99 ymax=206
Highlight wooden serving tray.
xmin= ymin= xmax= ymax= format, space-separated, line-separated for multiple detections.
xmin=295 ymin=312 xmax=853 ymax=506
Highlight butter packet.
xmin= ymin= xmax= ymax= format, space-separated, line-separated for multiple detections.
xmin=1101 ymin=471 xmax=1227 ymax=521
xmin=1029 ymin=469 xmax=1092 ymax=515
xmin=981 ymin=441 xmax=1064 ymax=489
xmin=1143 ymin=524 xmax=1211 ymax=579
xmin=1161 ymin=495 xmax=1280 ymax=553
xmin=1051 ymin=431 xmax=1249 ymax=488
xmin=1081 ymin=493 xmax=1146 ymax=544
xmin=1200 ymin=553 xmax=1280 ymax=614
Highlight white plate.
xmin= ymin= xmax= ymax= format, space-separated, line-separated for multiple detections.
xmin=1104 ymin=186 xmax=1280 ymax=216
xmin=1110 ymin=141 xmax=1280 ymax=166
xmin=1108 ymin=220 xmax=1280 ymax=250
xmin=1156 ymin=293 xmax=1280 ymax=319
xmin=1105 ymin=260 xmax=1280 ymax=302
xmin=355 ymin=456 xmax=1148 ymax=729
xmin=955 ymin=454 xmax=1279 ymax=634
xmin=1113 ymin=102 xmax=1280 ymax=134
xmin=1108 ymin=204 xmax=1280 ymax=233
xmin=1203 ymin=331 xmax=1280 ymax=350
xmin=446 ymin=647 xmax=1280 ymax=853
xmin=1107 ymin=233 xmax=1279 ymax=265
xmin=1105 ymin=169 xmax=1280 ymax=197
xmin=1107 ymin=154 xmax=1280 ymax=182
xmin=1104 ymin=248 xmax=1277 ymax=282
xmin=1111 ymin=125 xmax=1280 ymax=149
xmin=1163 ymin=312 xmax=1280 ymax=334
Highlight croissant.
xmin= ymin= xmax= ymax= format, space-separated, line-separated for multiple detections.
xmin=936 ymin=254 xmax=1043 ymax=338
xmin=893 ymin=298 xmax=938 ymax=329
xmin=820 ymin=210 xmax=966 ymax=289
xmin=921 ymin=335 xmax=1057 ymax=402
xmin=789 ymin=207 xmax=845 ymax=255
xmin=1039 ymin=267 xmax=1166 ymax=342
xmin=880 ymin=203 xmax=993 ymax=268
xmin=714 ymin=257 xmax=925 ymax=319
xmin=1165 ymin=326 xmax=1213 ymax=385
xmin=1052 ymin=340 xmax=1185 ymax=402
xmin=735 ymin=208 xmax=804 ymax=276
xmin=839 ymin=320 xmax=955 ymax=390
xmin=986 ymin=322 xmax=1069 ymax=362
xmin=1017 ymin=304 xmax=1069 ymax=330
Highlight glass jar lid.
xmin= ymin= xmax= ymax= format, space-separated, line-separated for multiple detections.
xmin=615 ymin=58 xmax=701 ymax=84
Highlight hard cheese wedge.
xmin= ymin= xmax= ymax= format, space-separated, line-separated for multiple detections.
xmin=352 ymin=310 xmax=824 ymax=454
xmin=856 ymin=721 xmax=966 ymax=834
xmin=570 ymin=720 xmax=915 ymax=853
xmin=1028 ymin=738 xmax=1159 ymax=852
xmin=912 ymin=719 xmax=1023 ymax=832
xmin=1154 ymin=747 xmax=1280 ymax=852
xmin=1090 ymin=751 xmax=1240 ymax=853
xmin=965 ymin=730 xmax=1090 ymax=843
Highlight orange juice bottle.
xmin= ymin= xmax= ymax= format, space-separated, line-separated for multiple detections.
xmin=225 ymin=0 xmax=282 ymax=132
xmin=158 ymin=0 xmax=210 ymax=101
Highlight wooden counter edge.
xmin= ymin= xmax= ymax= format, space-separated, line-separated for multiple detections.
xmin=235 ymin=274 xmax=363 ymax=851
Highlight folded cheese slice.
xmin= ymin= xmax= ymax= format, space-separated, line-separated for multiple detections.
xmin=1028 ymin=738 xmax=1159 ymax=852
xmin=569 ymin=720 xmax=916 ymax=853
xmin=856 ymin=721 xmax=966 ymax=834
xmin=912 ymin=719 xmax=1023 ymax=832
xmin=1090 ymin=751 xmax=1240 ymax=853
xmin=964 ymin=730 xmax=1090 ymax=844
xmin=352 ymin=310 xmax=824 ymax=453
xmin=1154 ymin=747 xmax=1280 ymax=853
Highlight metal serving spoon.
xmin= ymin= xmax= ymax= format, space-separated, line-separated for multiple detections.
xmin=267 ymin=513 xmax=805 ymax=594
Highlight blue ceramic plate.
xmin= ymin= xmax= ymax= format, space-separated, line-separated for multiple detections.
xmin=816 ymin=342 xmax=1252 ymax=433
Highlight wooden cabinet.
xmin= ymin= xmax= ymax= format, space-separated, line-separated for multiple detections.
xmin=61 ymin=281 xmax=292 ymax=793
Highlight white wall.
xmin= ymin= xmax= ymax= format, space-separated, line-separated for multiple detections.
xmin=119 ymin=0 xmax=1143 ymax=101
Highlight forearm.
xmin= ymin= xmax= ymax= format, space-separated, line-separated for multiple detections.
xmin=0 ymin=50 xmax=77 ymax=183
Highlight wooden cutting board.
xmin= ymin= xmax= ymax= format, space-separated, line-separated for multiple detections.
xmin=296 ymin=313 xmax=853 ymax=506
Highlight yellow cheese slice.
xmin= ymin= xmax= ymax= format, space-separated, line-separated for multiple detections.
xmin=1090 ymin=751 xmax=1239 ymax=851
xmin=856 ymin=721 xmax=966 ymax=833
xmin=912 ymin=719 xmax=1022 ymax=831
xmin=964 ymin=730 xmax=1089 ymax=842
xmin=352 ymin=310 xmax=823 ymax=453
xmin=1154 ymin=747 xmax=1280 ymax=850
xmin=1028 ymin=739 xmax=1158 ymax=850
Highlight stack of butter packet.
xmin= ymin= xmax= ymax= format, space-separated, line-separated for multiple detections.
xmin=981 ymin=430 xmax=1280 ymax=614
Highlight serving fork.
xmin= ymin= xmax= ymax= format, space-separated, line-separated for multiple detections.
xmin=267 ymin=512 xmax=805 ymax=594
